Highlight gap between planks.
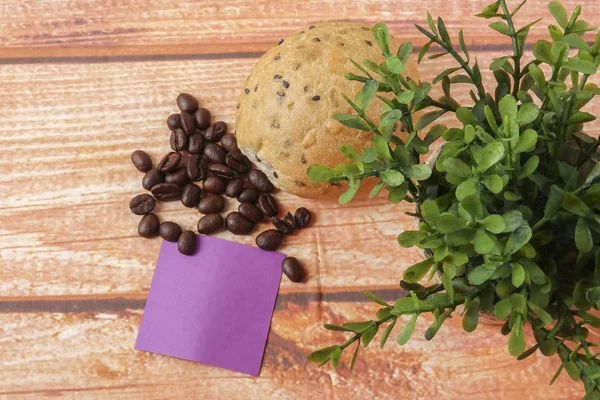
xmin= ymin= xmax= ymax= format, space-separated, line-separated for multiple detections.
xmin=0 ymin=286 xmax=405 ymax=314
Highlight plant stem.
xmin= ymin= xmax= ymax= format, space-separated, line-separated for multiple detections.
xmin=339 ymin=313 xmax=396 ymax=351
xmin=427 ymin=97 xmax=459 ymax=112
xmin=499 ymin=0 xmax=522 ymax=96
xmin=558 ymin=75 xmax=590 ymax=144
xmin=416 ymin=28 xmax=487 ymax=101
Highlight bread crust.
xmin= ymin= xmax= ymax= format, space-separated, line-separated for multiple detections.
xmin=236 ymin=22 xmax=420 ymax=198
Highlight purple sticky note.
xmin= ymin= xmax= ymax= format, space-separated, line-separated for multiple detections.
xmin=135 ymin=235 xmax=285 ymax=376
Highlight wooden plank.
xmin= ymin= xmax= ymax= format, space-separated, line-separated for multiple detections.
xmin=0 ymin=0 xmax=597 ymax=60
xmin=0 ymin=299 xmax=583 ymax=399
xmin=1 ymin=55 xmax=599 ymax=297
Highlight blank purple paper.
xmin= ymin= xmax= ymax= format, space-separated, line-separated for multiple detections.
xmin=135 ymin=236 xmax=285 ymax=376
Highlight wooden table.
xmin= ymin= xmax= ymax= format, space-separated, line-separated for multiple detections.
xmin=2 ymin=1 xmax=598 ymax=398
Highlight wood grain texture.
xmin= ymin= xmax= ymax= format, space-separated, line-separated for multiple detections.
xmin=2 ymin=0 xmax=599 ymax=398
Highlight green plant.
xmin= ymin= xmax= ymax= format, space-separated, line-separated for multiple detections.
xmin=306 ymin=1 xmax=600 ymax=398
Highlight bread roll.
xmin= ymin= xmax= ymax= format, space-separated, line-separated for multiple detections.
xmin=236 ymin=22 xmax=420 ymax=198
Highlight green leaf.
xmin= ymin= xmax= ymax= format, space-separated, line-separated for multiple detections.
xmin=397 ymin=314 xmax=418 ymax=345
xmin=490 ymin=56 xmax=510 ymax=71
xmin=483 ymin=174 xmax=503 ymax=193
xmin=575 ymin=217 xmax=593 ymax=253
xmin=562 ymin=192 xmax=594 ymax=217
xmin=474 ymin=229 xmax=495 ymax=254
xmin=477 ymin=141 xmax=505 ymax=172
xmin=445 ymin=228 xmax=476 ymax=246
xmin=517 ymin=103 xmax=539 ymax=126
xmin=396 ymin=90 xmax=414 ymax=104
xmin=567 ymin=111 xmax=596 ymax=124
xmin=549 ymin=1 xmax=568 ymax=28
xmin=330 ymin=346 xmax=342 ymax=368
xmin=476 ymin=1 xmax=500 ymax=18
xmin=505 ymin=224 xmax=532 ymax=255
xmin=333 ymin=114 xmax=371 ymax=131
xmin=339 ymin=179 xmax=361 ymax=204
xmin=468 ymin=262 xmax=503 ymax=285
xmin=324 ymin=324 xmax=352 ymax=331
xmin=433 ymin=67 xmax=461 ymax=84
xmin=380 ymin=318 xmax=397 ymax=348
xmin=437 ymin=17 xmax=451 ymax=46
xmin=456 ymin=107 xmax=480 ymax=127
xmin=307 ymin=165 xmax=335 ymax=182
xmin=418 ymin=40 xmax=433 ymax=64
xmin=349 ymin=341 xmax=360 ymax=371
xmin=403 ymin=258 xmax=435 ymax=283
xmin=586 ymin=287 xmax=600 ymax=308
xmin=398 ymin=230 xmax=427 ymax=248
xmin=462 ymin=297 xmax=480 ymax=332
xmin=423 ymin=125 xmax=446 ymax=146
xmin=522 ymin=259 xmax=546 ymax=284
xmin=514 ymin=129 xmax=538 ymax=153
xmin=369 ymin=181 xmax=385 ymax=199
xmin=528 ymin=63 xmax=547 ymax=90
xmin=545 ymin=185 xmax=565 ymax=217
xmin=551 ymin=41 xmax=569 ymax=64
xmin=340 ymin=144 xmax=361 ymax=163
xmin=508 ymin=316 xmax=526 ymax=357
xmin=388 ymin=185 xmax=407 ymax=204
xmin=361 ymin=324 xmax=378 ymax=348
xmin=489 ymin=21 xmax=510 ymax=35
xmin=361 ymin=147 xmax=377 ymax=163
xmin=416 ymin=110 xmax=445 ymax=131
xmin=342 ymin=321 xmax=375 ymax=333
xmin=364 ymin=291 xmax=390 ymax=307
xmin=562 ymin=33 xmax=591 ymax=51
xmin=444 ymin=251 xmax=468 ymax=266
xmin=405 ymin=165 xmax=432 ymax=181
xmin=372 ymin=22 xmax=391 ymax=55
xmin=562 ymin=59 xmax=598 ymax=75
xmin=499 ymin=95 xmax=517 ymax=120
xmin=461 ymin=196 xmax=482 ymax=220
xmin=533 ymin=40 xmax=552 ymax=64
xmin=480 ymin=214 xmax=506 ymax=234
xmin=373 ymin=135 xmax=392 ymax=163
xmin=445 ymin=157 xmax=472 ymax=179
xmin=459 ymin=29 xmax=469 ymax=60
xmin=397 ymin=42 xmax=413 ymax=62
xmin=354 ymin=79 xmax=379 ymax=109
xmin=307 ymin=345 xmax=341 ymax=364
xmin=456 ymin=177 xmax=479 ymax=201
xmin=380 ymin=170 xmax=405 ymax=187
xmin=582 ymin=365 xmax=600 ymax=380
xmin=386 ymin=56 xmax=405 ymax=74
xmin=565 ymin=361 xmax=581 ymax=382
xmin=584 ymin=163 xmax=600 ymax=188
xmin=511 ymin=263 xmax=525 ymax=288
xmin=436 ymin=215 xmax=468 ymax=234
xmin=503 ymin=210 xmax=524 ymax=232
xmin=519 ymin=155 xmax=540 ymax=179
xmin=494 ymin=298 xmax=513 ymax=319
xmin=528 ymin=301 xmax=553 ymax=325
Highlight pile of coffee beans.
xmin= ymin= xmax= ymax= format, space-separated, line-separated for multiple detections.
xmin=129 ymin=93 xmax=307 ymax=282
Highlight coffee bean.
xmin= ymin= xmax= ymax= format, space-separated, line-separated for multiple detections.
xmin=225 ymin=178 xmax=244 ymax=198
xmin=131 ymin=150 xmax=152 ymax=172
xmin=165 ymin=168 xmax=190 ymax=186
xmin=281 ymin=257 xmax=305 ymax=282
xmin=203 ymin=176 xmax=225 ymax=194
xmin=257 ymin=194 xmax=279 ymax=217
xmin=187 ymin=154 xmax=208 ymax=181
xmin=197 ymin=194 xmax=225 ymax=214
xmin=272 ymin=212 xmax=295 ymax=234
xmin=178 ymin=230 xmax=197 ymax=255
xmin=208 ymin=163 xmax=234 ymax=179
xmin=138 ymin=213 xmax=160 ymax=238
xmin=225 ymin=150 xmax=251 ymax=173
xmin=194 ymin=108 xmax=212 ymax=130
xmin=294 ymin=207 xmax=312 ymax=228
xmin=238 ymin=202 xmax=263 ymax=223
xmin=157 ymin=151 xmax=182 ymax=173
xmin=151 ymin=182 xmax=183 ymax=201
xmin=225 ymin=212 xmax=254 ymax=235
xmin=203 ymin=121 xmax=227 ymax=142
xmin=180 ymin=112 xmax=196 ymax=135
xmin=170 ymin=129 xmax=188 ymax=151
xmin=188 ymin=133 xmax=204 ymax=154
xmin=181 ymin=184 xmax=202 ymax=208
xmin=167 ymin=114 xmax=182 ymax=130
xmin=255 ymin=229 xmax=283 ymax=251
xmin=203 ymin=142 xmax=227 ymax=164
xmin=159 ymin=221 xmax=182 ymax=242
xmin=142 ymin=168 xmax=165 ymax=190
xmin=197 ymin=213 xmax=224 ymax=234
xmin=220 ymin=134 xmax=238 ymax=152
xmin=248 ymin=170 xmax=275 ymax=193
xmin=129 ymin=194 xmax=156 ymax=215
xmin=237 ymin=187 xmax=259 ymax=203
xmin=177 ymin=93 xmax=199 ymax=113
